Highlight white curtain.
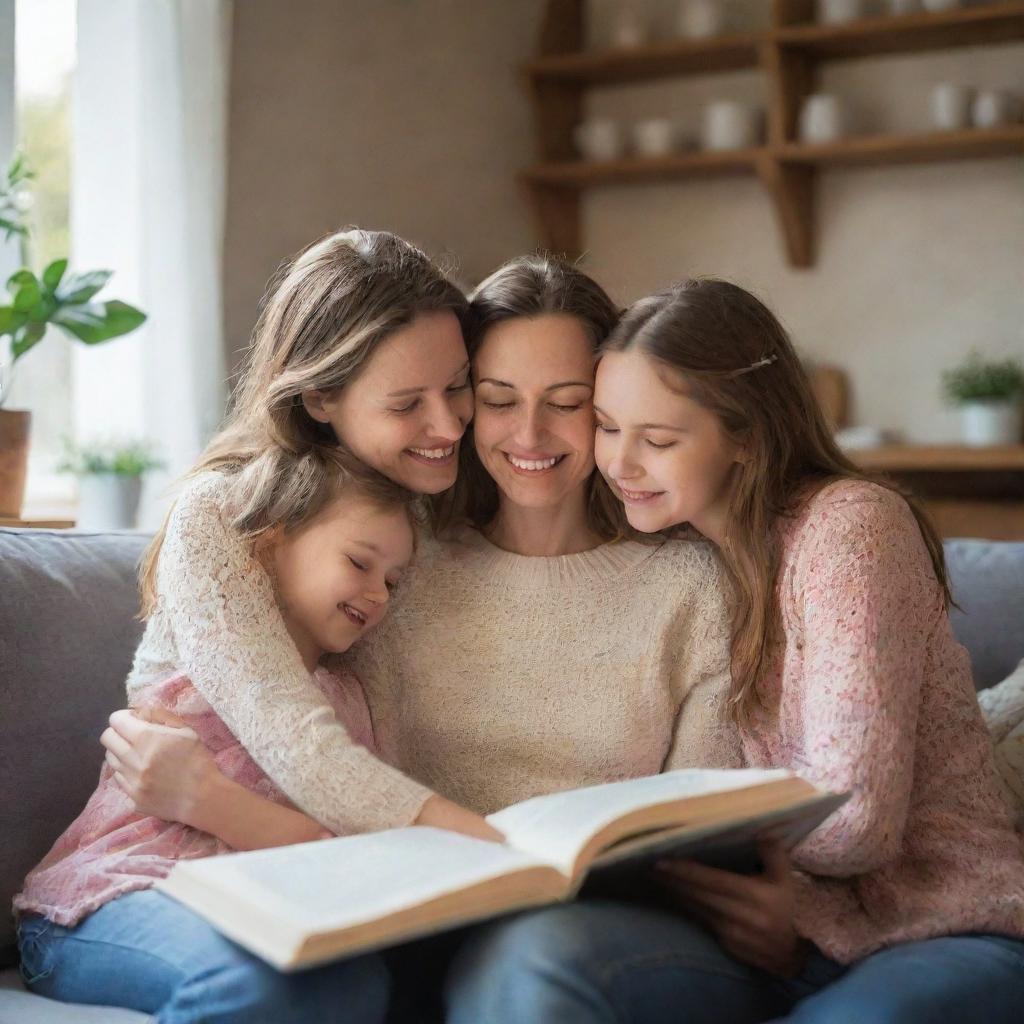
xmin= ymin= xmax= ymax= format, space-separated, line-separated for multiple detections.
xmin=73 ymin=0 xmax=232 ymax=527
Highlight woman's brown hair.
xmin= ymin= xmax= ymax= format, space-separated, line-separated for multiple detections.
xmin=600 ymin=278 xmax=951 ymax=723
xmin=434 ymin=254 xmax=626 ymax=540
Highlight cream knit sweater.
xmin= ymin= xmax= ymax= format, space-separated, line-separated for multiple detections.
xmin=342 ymin=525 xmax=742 ymax=815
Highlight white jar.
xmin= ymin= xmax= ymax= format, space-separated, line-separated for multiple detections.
xmin=632 ymin=119 xmax=677 ymax=158
xmin=77 ymin=474 xmax=143 ymax=530
xmin=930 ymin=83 xmax=973 ymax=132
xmin=702 ymin=101 xmax=763 ymax=151
xmin=972 ymin=90 xmax=1021 ymax=129
xmin=677 ymin=0 xmax=726 ymax=40
xmin=799 ymin=94 xmax=848 ymax=143
xmin=574 ymin=119 xmax=624 ymax=162
xmin=817 ymin=0 xmax=864 ymax=24
xmin=960 ymin=402 xmax=1023 ymax=447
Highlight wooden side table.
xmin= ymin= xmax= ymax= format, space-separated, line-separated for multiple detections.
xmin=0 ymin=516 xmax=77 ymax=529
xmin=851 ymin=445 xmax=1024 ymax=540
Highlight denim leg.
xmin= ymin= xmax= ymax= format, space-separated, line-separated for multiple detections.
xmin=778 ymin=934 xmax=1024 ymax=1024
xmin=444 ymin=898 xmax=783 ymax=1024
xmin=17 ymin=889 xmax=391 ymax=1024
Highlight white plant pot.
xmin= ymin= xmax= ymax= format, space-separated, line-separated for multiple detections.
xmin=77 ymin=474 xmax=143 ymax=530
xmin=959 ymin=402 xmax=1023 ymax=447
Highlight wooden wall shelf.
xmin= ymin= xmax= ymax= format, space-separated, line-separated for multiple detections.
xmin=853 ymin=444 xmax=1024 ymax=473
xmin=523 ymin=0 xmax=1024 ymax=267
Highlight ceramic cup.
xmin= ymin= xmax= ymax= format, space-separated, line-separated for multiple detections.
xmin=574 ymin=119 xmax=624 ymax=161
xmin=971 ymin=90 xmax=1022 ymax=129
xmin=817 ymin=0 xmax=864 ymax=24
xmin=886 ymin=0 xmax=922 ymax=14
xmin=930 ymin=83 xmax=973 ymax=131
xmin=677 ymin=0 xmax=726 ymax=40
xmin=610 ymin=9 xmax=646 ymax=48
xmin=799 ymin=94 xmax=848 ymax=143
xmin=632 ymin=118 xmax=677 ymax=158
xmin=702 ymin=101 xmax=763 ymax=151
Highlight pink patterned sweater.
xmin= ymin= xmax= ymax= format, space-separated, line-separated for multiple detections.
xmin=742 ymin=479 xmax=1024 ymax=963
xmin=14 ymin=666 xmax=375 ymax=928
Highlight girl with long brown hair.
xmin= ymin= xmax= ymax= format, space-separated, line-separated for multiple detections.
xmin=444 ymin=278 xmax=1024 ymax=1024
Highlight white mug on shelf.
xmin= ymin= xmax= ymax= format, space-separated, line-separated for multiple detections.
xmin=610 ymin=8 xmax=646 ymax=49
xmin=574 ymin=119 xmax=624 ymax=162
xmin=701 ymin=101 xmax=763 ymax=151
xmin=632 ymin=119 xmax=677 ymax=158
xmin=817 ymin=0 xmax=864 ymax=24
xmin=930 ymin=83 xmax=973 ymax=131
xmin=971 ymin=90 xmax=1022 ymax=129
xmin=798 ymin=94 xmax=848 ymax=143
xmin=922 ymin=0 xmax=960 ymax=12
xmin=677 ymin=0 xmax=726 ymax=40
xmin=886 ymin=0 xmax=922 ymax=14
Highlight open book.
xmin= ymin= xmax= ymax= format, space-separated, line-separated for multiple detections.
xmin=157 ymin=768 xmax=846 ymax=971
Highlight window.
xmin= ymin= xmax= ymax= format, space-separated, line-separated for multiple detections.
xmin=8 ymin=0 xmax=76 ymax=512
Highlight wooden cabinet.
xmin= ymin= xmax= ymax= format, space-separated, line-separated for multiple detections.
xmin=523 ymin=0 xmax=1024 ymax=266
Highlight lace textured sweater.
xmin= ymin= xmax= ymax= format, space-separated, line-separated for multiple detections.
xmin=742 ymin=479 xmax=1024 ymax=963
xmin=342 ymin=525 xmax=742 ymax=816
xmin=126 ymin=472 xmax=434 ymax=835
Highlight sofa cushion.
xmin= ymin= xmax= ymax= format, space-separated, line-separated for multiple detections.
xmin=0 ymin=968 xmax=152 ymax=1023
xmin=0 ymin=529 xmax=150 ymax=966
xmin=946 ymin=540 xmax=1024 ymax=691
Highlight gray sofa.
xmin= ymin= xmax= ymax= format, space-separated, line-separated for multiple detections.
xmin=2 ymin=527 xmax=1023 ymax=1023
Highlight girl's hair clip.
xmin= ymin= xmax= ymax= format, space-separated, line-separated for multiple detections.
xmin=728 ymin=353 xmax=778 ymax=378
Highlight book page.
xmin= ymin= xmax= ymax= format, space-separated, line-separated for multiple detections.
xmin=159 ymin=827 xmax=551 ymax=961
xmin=488 ymin=768 xmax=793 ymax=877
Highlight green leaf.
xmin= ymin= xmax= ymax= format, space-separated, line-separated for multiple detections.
xmin=42 ymin=259 xmax=68 ymax=292
xmin=0 ymin=217 xmax=28 ymax=241
xmin=7 ymin=269 xmax=37 ymax=294
xmin=11 ymin=320 xmax=46 ymax=359
xmin=52 ymin=300 xmax=147 ymax=345
xmin=55 ymin=269 xmax=113 ymax=305
xmin=0 ymin=305 xmax=14 ymax=335
xmin=27 ymin=294 xmax=57 ymax=323
xmin=12 ymin=280 xmax=41 ymax=313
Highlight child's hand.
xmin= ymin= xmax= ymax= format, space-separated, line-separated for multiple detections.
xmin=101 ymin=710 xmax=217 ymax=830
xmin=651 ymin=838 xmax=808 ymax=977
xmin=414 ymin=794 xmax=505 ymax=843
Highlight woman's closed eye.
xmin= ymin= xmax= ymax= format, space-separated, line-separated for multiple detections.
xmin=347 ymin=555 xmax=368 ymax=572
xmin=596 ymin=422 xmax=618 ymax=434
xmin=645 ymin=438 xmax=677 ymax=450
xmin=388 ymin=399 xmax=420 ymax=415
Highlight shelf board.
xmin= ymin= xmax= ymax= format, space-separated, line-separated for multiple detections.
xmin=772 ymin=1 xmax=1024 ymax=60
xmin=524 ymin=33 xmax=762 ymax=87
xmin=852 ymin=445 xmax=1024 ymax=473
xmin=774 ymin=125 xmax=1024 ymax=167
xmin=523 ymin=148 xmax=764 ymax=188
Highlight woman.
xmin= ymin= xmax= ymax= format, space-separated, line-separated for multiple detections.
xmin=445 ymin=278 xmax=1024 ymax=1023
xmin=17 ymin=228 xmax=499 ymax=1024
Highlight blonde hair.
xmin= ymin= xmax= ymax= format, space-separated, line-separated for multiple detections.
xmin=433 ymin=254 xmax=628 ymax=541
xmin=601 ymin=278 xmax=951 ymax=724
xmin=140 ymin=228 xmax=466 ymax=615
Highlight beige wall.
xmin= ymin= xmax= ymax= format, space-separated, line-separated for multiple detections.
xmin=225 ymin=1 xmax=1024 ymax=442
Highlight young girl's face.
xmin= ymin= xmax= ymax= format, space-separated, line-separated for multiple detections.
xmin=271 ymin=495 xmax=415 ymax=671
xmin=302 ymin=311 xmax=473 ymax=495
xmin=472 ymin=314 xmax=596 ymax=513
xmin=594 ymin=348 xmax=743 ymax=542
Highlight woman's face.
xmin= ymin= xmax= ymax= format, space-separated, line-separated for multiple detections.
xmin=594 ymin=348 xmax=743 ymax=542
xmin=302 ymin=311 xmax=473 ymax=494
xmin=472 ymin=314 xmax=597 ymax=513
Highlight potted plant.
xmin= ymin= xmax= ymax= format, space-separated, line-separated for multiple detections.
xmin=942 ymin=352 xmax=1024 ymax=447
xmin=0 ymin=152 xmax=147 ymax=517
xmin=58 ymin=438 xmax=164 ymax=529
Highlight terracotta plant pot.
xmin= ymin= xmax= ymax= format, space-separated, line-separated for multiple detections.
xmin=0 ymin=408 xmax=31 ymax=518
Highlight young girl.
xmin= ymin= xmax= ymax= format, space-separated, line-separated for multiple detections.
xmin=588 ymin=278 xmax=1024 ymax=1022
xmin=436 ymin=277 xmax=1024 ymax=1024
xmin=15 ymin=450 xmax=417 ymax=1022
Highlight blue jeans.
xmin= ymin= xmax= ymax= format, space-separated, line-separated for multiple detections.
xmin=17 ymin=889 xmax=391 ymax=1023
xmin=443 ymin=898 xmax=1024 ymax=1024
